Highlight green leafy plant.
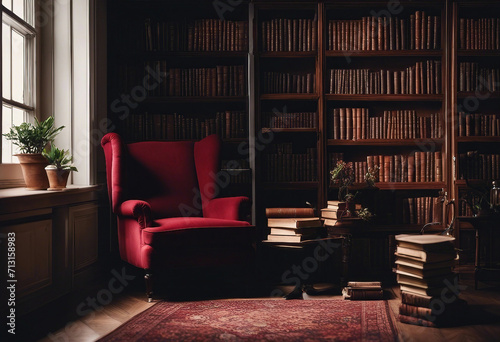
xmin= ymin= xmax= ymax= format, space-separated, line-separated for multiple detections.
xmin=42 ymin=146 xmax=78 ymax=172
xmin=2 ymin=116 xmax=64 ymax=154
xmin=330 ymin=160 xmax=354 ymax=201
xmin=356 ymin=207 xmax=374 ymax=221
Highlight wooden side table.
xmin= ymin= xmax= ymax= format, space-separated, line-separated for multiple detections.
xmin=258 ymin=237 xmax=344 ymax=298
xmin=456 ymin=215 xmax=500 ymax=289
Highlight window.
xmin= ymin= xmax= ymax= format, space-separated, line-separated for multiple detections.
xmin=1 ymin=0 xmax=35 ymax=163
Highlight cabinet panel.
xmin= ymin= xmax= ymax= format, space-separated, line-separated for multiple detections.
xmin=1 ymin=220 xmax=52 ymax=296
xmin=70 ymin=204 xmax=99 ymax=271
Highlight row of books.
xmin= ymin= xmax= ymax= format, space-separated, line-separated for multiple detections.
xmin=401 ymin=196 xmax=443 ymax=226
xmin=262 ymin=149 xmax=318 ymax=182
xmin=395 ymin=234 xmax=466 ymax=327
xmin=263 ymin=72 xmax=316 ymax=94
xmin=457 ymin=112 xmax=500 ymax=137
xmin=328 ymin=108 xmax=442 ymax=140
xmin=458 ymin=151 xmax=500 ymax=181
xmin=144 ymin=18 xmax=248 ymax=52
xmin=458 ymin=63 xmax=500 ymax=92
xmin=164 ymin=66 xmax=246 ymax=97
xmin=118 ymin=63 xmax=247 ymax=97
xmin=328 ymin=60 xmax=442 ymax=95
xmin=328 ymin=11 xmax=440 ymax=51
xmin=119 ymin=111 xmax=247 ymax=142
xmin=260 ymin=18 xmax=318 ymax=52
xmin=348 ymin=152 xmax=443 ymax=183
xmin=264 ymin=207 xmax=324 ymax=243
xmin=262 ymin=111 xmax=317 ymax=129
xmin=459 ymin=18 xmax=500 ymax=50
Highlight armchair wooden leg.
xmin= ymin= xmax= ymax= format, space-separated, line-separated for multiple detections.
xmin=145 ymin=271 xmax=153 ymax=302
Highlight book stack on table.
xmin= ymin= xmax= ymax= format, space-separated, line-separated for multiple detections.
xmin=264 ymin=208 xmax=325 ymax=243
xmin=321 ymin=200 xmax=362 ymax=227
xmin=342 ymin=281 xmax=383 ymax=300
xmin=395 ymin=234 xmax=468 ymax=327
xmin=321 ymin=200 xmax=341 ymax=227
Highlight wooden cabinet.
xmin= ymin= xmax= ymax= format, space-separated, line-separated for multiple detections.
xmin=0 ymin=187 xmax=99 ymax=315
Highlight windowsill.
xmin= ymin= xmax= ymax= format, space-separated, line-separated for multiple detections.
xmin=0 ymin=185 xmax=101 ymax=215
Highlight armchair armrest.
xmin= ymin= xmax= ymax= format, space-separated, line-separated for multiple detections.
xmin=203 ymin=196 xmax=250 ymax=221
xmin=118 ymin=200 xmax=152 ymax=228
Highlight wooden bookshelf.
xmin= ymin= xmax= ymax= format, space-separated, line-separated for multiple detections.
xmin=253 ymin=1 xmax=322 ymax=232
xmin=107 ymin=0 xmax=252 ymax=198
xmin=323 ymin=1 xmax=448 ymax=233
xmin=451 ymin=1 xmax=500 ymax=219
xmin=106 ymin=1 xmax=500 ymax=245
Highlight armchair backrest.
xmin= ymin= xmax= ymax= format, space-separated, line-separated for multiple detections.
xmin=101 ymin=133 xmax=221 ymax=218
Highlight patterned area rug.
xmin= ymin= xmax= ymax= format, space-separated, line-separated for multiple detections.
xmin=99 ymin=299 xmax=398 ymax=341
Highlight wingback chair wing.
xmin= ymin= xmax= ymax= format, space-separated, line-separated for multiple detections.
xmin=101 ymin=133 xmax=255 ymax=301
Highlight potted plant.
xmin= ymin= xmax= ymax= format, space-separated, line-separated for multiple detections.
xmin=2 ymin=116 xmax=64 ymax=190
xmin=42 ymin=146 xmax=78 ymax=191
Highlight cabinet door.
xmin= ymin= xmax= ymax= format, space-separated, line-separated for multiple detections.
xmin=70 ymin=203 xmax=98 ymax=271
xmin=1 ymin=220 xmax=52 ymax=296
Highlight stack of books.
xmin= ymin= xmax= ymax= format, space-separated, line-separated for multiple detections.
xmin=264 ymin=208 xmax=324 ymax=243
xmin=321 ymin=200 xmax=341 ymax=227
xmin=342 ymin=281 xmax=383 ymax=300
xmin=395 ymin=234 xmax=468 ymax=327
xmin=321 ymin=200 xmax=362 ymax=226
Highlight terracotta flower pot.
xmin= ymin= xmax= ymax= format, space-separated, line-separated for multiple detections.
xmin=45 ymin=167 xmax=70 ymax=191
xmin=15 ymin=154 xmax=49 ymax=190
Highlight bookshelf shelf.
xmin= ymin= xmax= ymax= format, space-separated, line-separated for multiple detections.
xmin=259 ymin=51 xmax=317 ymax=58
xmin=260 ymin=94 xmax=319 ymax=101
xmin=262 ymin=128 xmax=317 ymax=134
xmin=330 ymin=182 xmax=446 ymax=191
xmin=262 ymin=182 xmax=319 ymax=190
xmin=456 ymin=136 xmax=500 ymax=143
xmin=145 ymin=96 xmax=248 ymax=104
xmin=457 ymin=92 xmax=500 ymax=99
xmin=457 ymin=50 xmax=500 ymax=57
xmin=325 ymin=94 xmax=444 ymax=102
xmin=326 ymin=50 xmax=442 ymax=57
xmin=327 ymin=138 xmax=444 ymax=146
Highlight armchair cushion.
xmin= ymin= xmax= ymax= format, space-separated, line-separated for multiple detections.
xmin=143 ymin=217 xmax=252 ymax=247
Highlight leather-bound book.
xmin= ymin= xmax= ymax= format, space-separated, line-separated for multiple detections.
xmin=346 ymin=107 xmax=352 ymax=140
xmin=415 ymin=11 xmax=421 ymax=50
xmin=384 ymin=155 xmax=391 ymax=182
xmin=420 ymin=11 xmax=426 ymax=50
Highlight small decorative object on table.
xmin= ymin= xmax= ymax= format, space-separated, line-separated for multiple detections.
xmin=328 ymin=160 xmax=374 ymax=222
xmin=42 ymin=146 xmax=78 ymax=191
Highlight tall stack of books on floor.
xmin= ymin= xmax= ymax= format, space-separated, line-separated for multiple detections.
xmin=395 ymin=234 xmax=468 ymax=327
xmin=342 ymin=281 xmax=384 ymax=300
xmin=264 ymin=208 xmax=324 ymax=243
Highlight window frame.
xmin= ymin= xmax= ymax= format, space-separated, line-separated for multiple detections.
xmin=1 ymin=2 xmax=37 ymax=164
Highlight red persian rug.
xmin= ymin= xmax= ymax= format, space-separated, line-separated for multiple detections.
xmin=99 ymin=299 xmax=398 ymax=341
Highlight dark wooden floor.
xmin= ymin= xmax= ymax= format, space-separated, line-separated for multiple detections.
xmin=23 ymin=266 xmax=500 ymax=342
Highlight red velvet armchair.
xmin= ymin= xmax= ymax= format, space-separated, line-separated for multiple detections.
xmin=101 ymin=133 xmax=255 ymax=301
